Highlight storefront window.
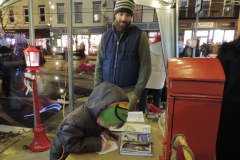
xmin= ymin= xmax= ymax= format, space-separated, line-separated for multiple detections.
xmin=89 ymin=35 xmax=102 ymax=55
xmin=196 ymin=30 xmax=209 ymax=46
xmin=213 ymin=30 xmax=224 ymax=44
xmin=209 ymin=30 xmax=213 ymax=43
xmin=75 ymin=35 xmax=89 ymax=55
xmin=57 ymin=39 xmax=61 ymax=47
xmin=196 ymin=30 xmax=208 ymax=36
xmin=224 ymin=30 xmax=234 ymax=42
xmin=148 ymin=32 xmax=158 ymax=43
xmin=183 ymin=30 xmax=192 ymax=46
xmin=62 ymin=35 xmax=68 ymax=48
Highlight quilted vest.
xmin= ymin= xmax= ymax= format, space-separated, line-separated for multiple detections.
xmin=102 ymin=27 xmax=142 ymax=88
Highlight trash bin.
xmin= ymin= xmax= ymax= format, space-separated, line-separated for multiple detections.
xmin=163 ymin=58 xmax=225 ymax=160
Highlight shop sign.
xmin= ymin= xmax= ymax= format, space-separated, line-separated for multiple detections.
xmin=217 ymin=22 xmax=236 ymax=28
xmin=179 ymin=22 xmax=192 ymax=28
xmin=197 ymin=22 xmax=214 ymax=28
xmin=75 ymin=28 xmax=89 ymax=34
xmin=195 ymin=0 xmax=203 ymax=13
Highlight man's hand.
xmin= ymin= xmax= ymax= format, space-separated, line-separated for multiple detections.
xmin=127 ymin=92 xmax=139 ymax=111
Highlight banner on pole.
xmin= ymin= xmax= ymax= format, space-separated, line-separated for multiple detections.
xmin=195 ymin=0 xmax=203 ymax=13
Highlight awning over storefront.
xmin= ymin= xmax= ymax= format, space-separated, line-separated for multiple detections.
xmin=0 ymin=0 xmax=20 ymax=9
xmin=5 ymin=28 xmax=50 ymax=39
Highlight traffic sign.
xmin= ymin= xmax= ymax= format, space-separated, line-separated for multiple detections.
xmin=195 ymin=0 xmax=203 ymax=13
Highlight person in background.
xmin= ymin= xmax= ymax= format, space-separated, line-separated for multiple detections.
xmin=138 ymin=35 xmax=166 ymax=113
xmin=50 ymin=82 xmax=129 ymax=160
xmin=35 ymin=46 xmax=46 ymax=70
xmin=178 ymin=39 xmax=184 ymax=55
xmin=180 ymin=39 xmax=191 ymax=57
xmin=40 ymin=46 xmax=47 ymax=56
xmin=77 ymin=43 xmax=87 ymax=61
xmin=94 ymin=0 xmax=151 ymax=111
xmin=180 ymin=39 xmax=200 ymax=57
xmin=60 ymin=47 xmax=67 ymax=71
xmin=0 ymin=46 xmax=14 ymax=97
xmin=77 ymin=43 xmax=88 ymax=75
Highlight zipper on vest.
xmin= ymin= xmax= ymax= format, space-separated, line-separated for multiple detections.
xmin=113 ymin=34 xmax=123 ymax=83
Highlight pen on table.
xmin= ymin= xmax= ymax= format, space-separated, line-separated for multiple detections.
xmin=101 ymin=134 xmax=108 ymax=142
xmin=108 ymin=130 xmax=118 ymax=141
xmin=106 ymin=128 xmax=119 ymax=141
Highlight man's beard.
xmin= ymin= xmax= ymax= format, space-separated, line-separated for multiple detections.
xmin=115 ymin=20 xmax=131 ymax=32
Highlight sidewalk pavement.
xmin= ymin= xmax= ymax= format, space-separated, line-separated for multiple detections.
xmin=0 ymin=97 xmax=89 ymax=160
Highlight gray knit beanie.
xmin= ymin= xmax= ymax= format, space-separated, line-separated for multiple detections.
xmin=114 ymin=0 xmax=135 ymax=16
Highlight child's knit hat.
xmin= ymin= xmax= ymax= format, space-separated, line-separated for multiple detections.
xmin=99 ymin=102 xmax=129 ymax=126
xmin=114 ymin=0 xmax=135 ymax=16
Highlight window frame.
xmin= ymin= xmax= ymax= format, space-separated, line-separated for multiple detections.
xmin=9 ymin=9 xmax=14 ymax=23
xmin=179 ymin=0 xmax=188 ymax=18
xmin=224 ymin=0 xmax=231 ymax=6
xmin=23 ymin=8 xmax=29 ymax=23
xmin=75 ymin=2 xmax=83 ymax=23
xmin=39 ymin=6 xmax=46 ymax=22
xmin=133 ymin=4 xmax=143 ymax=22
xmin=93 ymin=1 xmax=101 ymax=22
xmin=57 ymin=3 xmax=65 ymax=23
xmin=222 ymin=0 xmax=233 ymax=16
xmin=200 ymin=0 xmax=211 ymax=17
xmin=153 ymin=9 xmax=158 ymax=22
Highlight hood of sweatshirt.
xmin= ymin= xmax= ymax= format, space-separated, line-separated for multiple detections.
xmin=84 ymin=82 xmax=129 ymax=118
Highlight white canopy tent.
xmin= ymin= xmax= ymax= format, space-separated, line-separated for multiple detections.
xmin=134 ymin=0 xmax=179 ymax=69
xmin=0 ymin=0 xmax=20 ymax=9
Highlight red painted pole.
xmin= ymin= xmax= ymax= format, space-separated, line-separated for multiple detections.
xmin=29 ymin=70 xmax=51 ymax=152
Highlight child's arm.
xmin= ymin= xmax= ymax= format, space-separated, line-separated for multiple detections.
xmin=54 ymin=118 xmax=103 ymax=154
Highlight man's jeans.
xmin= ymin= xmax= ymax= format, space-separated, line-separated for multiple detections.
xmin=139 ymin=88 xmax=162 ymax=113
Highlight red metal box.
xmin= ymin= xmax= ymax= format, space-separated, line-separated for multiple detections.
xmin=164 ymin=58 xmax=225 ymax=160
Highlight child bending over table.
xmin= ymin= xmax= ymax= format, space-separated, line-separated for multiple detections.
xmin=50 ymin=82 xmax=129 ymax=160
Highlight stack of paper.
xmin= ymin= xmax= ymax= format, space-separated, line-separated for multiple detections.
xmin=109 ymin=111 xmax=145 ymax=132
xmin=127 ymin=111 xmax=145 ymax=122
xmin=119 ymin=123 xmax=153 ymax=156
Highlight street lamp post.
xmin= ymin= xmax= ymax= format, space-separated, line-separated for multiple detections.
xmin=23 ymin=45 xmax=51 ymax=152
xmin=50 ymin=4 xmax=55 ymax=56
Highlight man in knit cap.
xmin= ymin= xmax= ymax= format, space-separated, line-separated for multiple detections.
xmin=94 ymin=0 xmax=151 ymax=111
